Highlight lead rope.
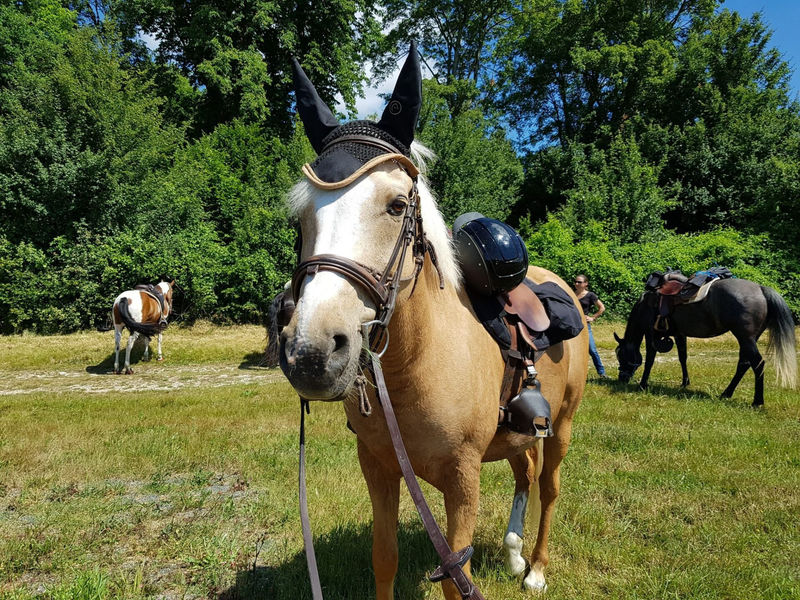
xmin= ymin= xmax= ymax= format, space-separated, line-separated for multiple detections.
xmin=299 ymin=399 xmax=324 ymax=600
xmin=369 ymin=352 xmax=484 ymax=600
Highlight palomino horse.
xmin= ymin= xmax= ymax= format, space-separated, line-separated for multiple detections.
xmin=279 ymin=46 xmax=587 ymax=598
xmin=112 ymin=280 xmax=174 ymax=374
xmin=615 ymin=278 xmax=797 ymax=406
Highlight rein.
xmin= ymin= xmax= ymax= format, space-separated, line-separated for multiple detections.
xmin=294 ymin=179 xmax=484 ymax=599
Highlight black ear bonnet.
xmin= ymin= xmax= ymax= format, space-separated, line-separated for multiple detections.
xmin=292 ymin=43 xmax=422 ymax=187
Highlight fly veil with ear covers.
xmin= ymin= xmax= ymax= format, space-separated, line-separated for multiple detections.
xmin=292 ymin=45 xmax=421 ymax=189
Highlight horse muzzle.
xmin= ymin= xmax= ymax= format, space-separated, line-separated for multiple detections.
xmin=279 ymin=325 xmax=358 ymax=401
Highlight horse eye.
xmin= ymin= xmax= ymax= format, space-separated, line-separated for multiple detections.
xmin=387 ymin=198 xmax=407 ymax=216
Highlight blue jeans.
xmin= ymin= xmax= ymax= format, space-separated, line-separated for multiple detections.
xmin=587 ymin=323 xmax=606 ymax=376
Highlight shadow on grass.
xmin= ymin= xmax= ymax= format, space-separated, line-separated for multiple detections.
xmin=219 ymin=523 xmax=441 ymax=600
xmin=238 ymin=350 xmax=269 ymax=370
xmin=85 ymin=337 xmax=151 ymax=374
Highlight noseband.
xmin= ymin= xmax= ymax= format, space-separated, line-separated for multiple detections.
xmin=290 ymin=178 xmax=443 ymax=351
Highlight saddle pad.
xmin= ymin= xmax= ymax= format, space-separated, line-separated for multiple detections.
xmin=684 ymin=277 xmax=719 ymax=304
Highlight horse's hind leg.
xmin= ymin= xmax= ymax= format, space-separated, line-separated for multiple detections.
xmin=156 ymin=332 xmax=164 ymax=361
xmin=113 ymin=325 xmax=123 ymax=374
xmin=143 ymin=336 xmax=151 ymax=361
xmin=124 ymin=331 xmax=139 ymax=374
xmin=721 ymin=338 xmax=764 ymax=406
xmin=357 ymin=440 xmax=400 ymax=600
xmin=504 ymin=444 xmax=542 ymax=577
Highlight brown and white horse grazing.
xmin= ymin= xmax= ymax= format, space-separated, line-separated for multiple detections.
xmin=112 ymin=280 xmax=174 ymax=374
xmin=280 ymin=47 xmax=587 ymax=598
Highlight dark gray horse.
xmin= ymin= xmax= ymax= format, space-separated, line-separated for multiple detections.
xmin=615 ymin=278 xmax=797 ymax=406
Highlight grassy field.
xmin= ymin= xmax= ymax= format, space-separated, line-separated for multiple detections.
xmin=1 ymin=322 xmax=798 ymax=599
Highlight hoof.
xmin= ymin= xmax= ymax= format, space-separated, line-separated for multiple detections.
xmin=114 ymin=369 xmax=122 ymax=375
xmin=751 ymin=401 xmax=765 ymax=409
xmin=503 ymin=532 xmax=527 ymax=577
xmin=125 ymin=368 xmax=134 ymax=375
xmin=523 ymin=568 xmax=547 ymax=593
xmin=157 ymin=356 xmax=164 ymax=362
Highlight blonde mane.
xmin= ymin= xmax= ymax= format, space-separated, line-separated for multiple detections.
xmin=286 ymin=142 xmax=462 ymax=291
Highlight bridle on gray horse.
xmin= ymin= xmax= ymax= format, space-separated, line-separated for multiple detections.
xmin=292 ymin=176 xmax=486 ymax=600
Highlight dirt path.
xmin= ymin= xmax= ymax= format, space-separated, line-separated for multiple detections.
xmin=0 ymin=363 xmax=285 ymax=395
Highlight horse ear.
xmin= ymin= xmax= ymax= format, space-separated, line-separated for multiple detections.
xmin=614 ymin=332 xmax=623 ymax=343
xmin=291 ymin=57 xmax=340 ymax=154
xmin=378 ymin=41 xmax=421 ymax=149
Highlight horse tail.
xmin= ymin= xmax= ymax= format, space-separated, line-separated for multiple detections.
xmin=762 ymin=286 xmax=797 ymax=388
xmin=117 ymin=297 xmax=164 ymax=337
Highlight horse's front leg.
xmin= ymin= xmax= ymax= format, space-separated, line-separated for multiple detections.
xmin=639 ymin=338 xmax=657 ymax=391
xmin=143 ymin=336 xmax=151 ymax=361
xmin=156 ymin=332 xmax=164 ymax=361
xmin=357 ymin=440 xmax=400 ymax=600
xmin=440 ymin=456 xmax=482 ymax=600
xmin=675 ymin=334 xmax=690 ymax=388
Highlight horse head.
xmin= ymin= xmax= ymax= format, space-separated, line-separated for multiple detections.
xmin=158 ymin=279 xmax=175 ymax=314
xmin=614 ymin=331 xmax=642 ymax=382
xmin=279 ymin=44 xmax=457 ymax=401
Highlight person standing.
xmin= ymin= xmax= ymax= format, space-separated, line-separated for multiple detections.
xmin=574 ymin=274 xmax=607 ymax=378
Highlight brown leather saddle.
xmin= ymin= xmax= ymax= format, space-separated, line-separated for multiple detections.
xmin=489 ymin=281 xmax=554 ymax=438
xmin=134 ymin=284 xmax=168 ymax=326
xmin=653 ymin=277 xmax=703 ymax=332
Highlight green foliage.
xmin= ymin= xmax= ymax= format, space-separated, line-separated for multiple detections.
xmin=417 ymin=79 xmax=523 ymax=223
xmin=1 ymin=0 xmax=799 ymax=333
xmin=524 ymin=217 xmax=798 ymax=316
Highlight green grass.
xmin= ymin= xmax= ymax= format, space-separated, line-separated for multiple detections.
xmin=1 ymin=323 xmax=798 ymax=599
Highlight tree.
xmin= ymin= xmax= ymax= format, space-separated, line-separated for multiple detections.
xmin=114 ymin=0 xmax=382 ymax=134
xmin=416 ymin=79 xmax=523 ymax=223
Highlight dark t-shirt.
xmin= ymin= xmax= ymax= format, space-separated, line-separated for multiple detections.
xmin=578 ymin=291 xmax=598 ymax=316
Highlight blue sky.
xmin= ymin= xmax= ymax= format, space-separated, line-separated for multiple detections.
xmin=722 ymin=0 xmax=800 ymax=98
xmin=353 ymin=1 xmax=800 ymax=118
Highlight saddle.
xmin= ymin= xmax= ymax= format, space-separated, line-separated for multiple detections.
xmin=647 ymin=267 xmax=733 ymax=343
xmin=134 ymin=284 xmax=169 ymax=327
xmin=468 ymin=278 xmax=584 ymax=437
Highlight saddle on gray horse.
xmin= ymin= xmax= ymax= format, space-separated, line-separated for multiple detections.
xmin=645 ymin=267 xmax=734 ymax=347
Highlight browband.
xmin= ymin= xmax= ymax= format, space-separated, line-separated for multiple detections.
xmin=302 ymin=153 xmax=420 ymax=190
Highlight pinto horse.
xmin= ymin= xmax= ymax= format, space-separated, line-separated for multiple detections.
xmin=615 ymin=278 xmax=797 ymax=406
xmin=279 ymin=47 xmax=587 ymax=598
xmin=112 ymin=280 xmax=174 ymax=374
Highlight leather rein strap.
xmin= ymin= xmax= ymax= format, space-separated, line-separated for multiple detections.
xmin=295 ymin=180 xmax=482 ymax=599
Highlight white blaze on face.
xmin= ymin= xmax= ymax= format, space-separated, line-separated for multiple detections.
xmin=294 ymin=178 xmax=378 ymax=340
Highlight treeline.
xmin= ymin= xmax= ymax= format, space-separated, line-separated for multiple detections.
xmin=1 ymin=0 xmax=798 ymax=333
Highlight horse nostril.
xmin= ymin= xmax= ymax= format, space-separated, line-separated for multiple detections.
xmin=332 ymin=334 xmax=349 ymax=354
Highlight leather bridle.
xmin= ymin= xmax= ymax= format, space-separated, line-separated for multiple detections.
xmin=292 ymin=175 xmax=485 ymax=600
xmin=291 ymin=178 xmax=441 ymax=352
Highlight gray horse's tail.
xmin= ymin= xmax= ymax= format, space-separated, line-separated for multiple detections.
xmin=117 ymin=298 xmax=164 ymax=337
xmin=762 ymin=286 xmax=797 ymax=388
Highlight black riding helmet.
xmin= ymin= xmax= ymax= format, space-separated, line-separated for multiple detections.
xmin=453 ymin=213 xmax=529 ymax=295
